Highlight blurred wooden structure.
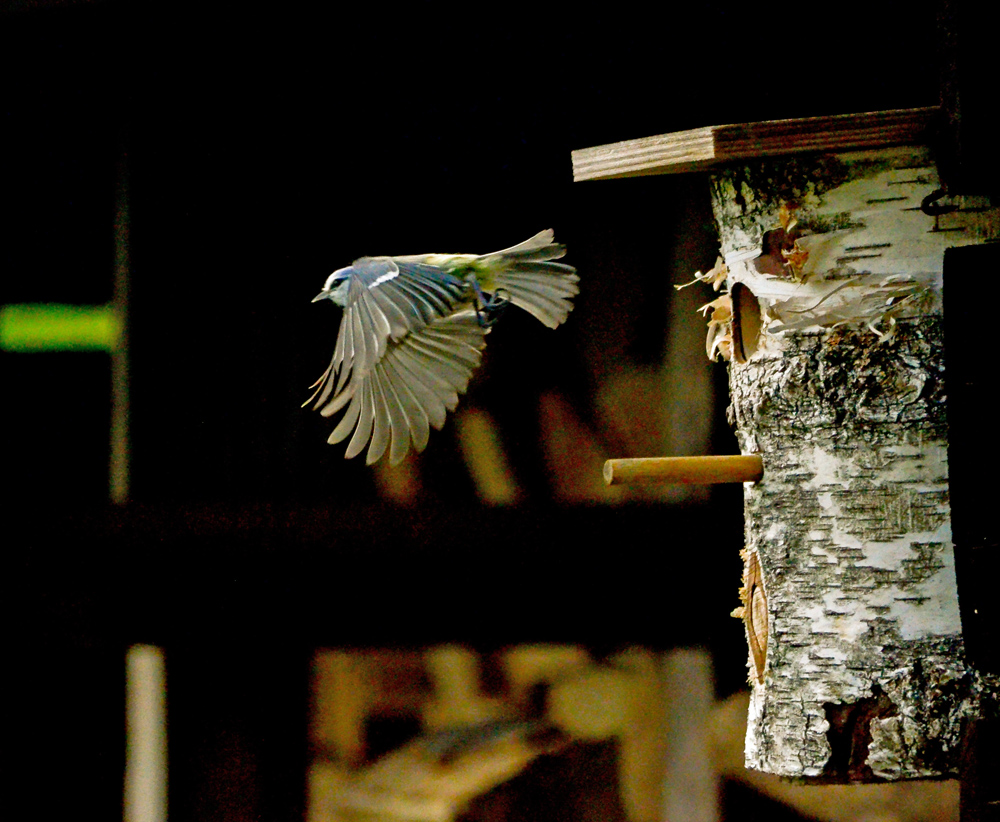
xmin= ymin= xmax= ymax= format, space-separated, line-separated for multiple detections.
xmin=307 ymin=646 xmax=718 ymax=822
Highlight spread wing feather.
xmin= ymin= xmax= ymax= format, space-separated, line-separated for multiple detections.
xmin=365 ymin=376 xmax=392 ymax=464
xmin=306 ymin=260 xmax=468 ymax=411
xmin=321 ymin=310 xmax=486 ymax=465
xmin=380 ymin=356 xmax=431 ymax=455
xmin=343 ymin=380 xmax=375 ymax=457
xmin=360 ymin=259 xmax=466 ymax=327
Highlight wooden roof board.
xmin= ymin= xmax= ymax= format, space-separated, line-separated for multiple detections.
xmin=571 ymin=107 xmax=939 ymax=181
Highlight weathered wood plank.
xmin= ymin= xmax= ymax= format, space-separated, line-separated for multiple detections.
xmin=571 ymin=108 xmax=939 ymax=181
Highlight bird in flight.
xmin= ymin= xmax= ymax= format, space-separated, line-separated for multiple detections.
xmin=306 ymin=229 xmax=579 ymax=465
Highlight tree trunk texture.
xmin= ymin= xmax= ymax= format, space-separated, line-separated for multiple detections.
xmin=709 ymin=144 xmax=999 ymax=781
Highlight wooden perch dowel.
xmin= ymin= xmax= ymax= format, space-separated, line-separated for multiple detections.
xmin=603 ymin=455 xmax=763 ymax=486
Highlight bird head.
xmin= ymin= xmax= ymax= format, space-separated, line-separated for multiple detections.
xmin=312 ymin=266 xmax=352 ymax=306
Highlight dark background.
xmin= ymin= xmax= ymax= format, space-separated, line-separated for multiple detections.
xmin=1 ymin=0 xmax=945 ymax=503
xmin=2 ymin=0 xmax=975 ymax=819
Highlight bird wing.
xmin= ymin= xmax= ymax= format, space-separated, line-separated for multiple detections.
xmin=319 ymin=309 xmax=487 ymax=465
xmin=305 ymin=257 xmax=470 ymax=410
xmin=354 ymin=257 xmax=470 ymax=332
xmin=306 ymin=231 xmax=577 ymax=463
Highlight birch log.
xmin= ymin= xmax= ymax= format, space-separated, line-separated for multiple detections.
xmin=711 ymin=144 xmax=999 ymax=781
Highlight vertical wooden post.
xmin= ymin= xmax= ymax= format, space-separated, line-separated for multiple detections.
xmin=110 ymin=143 xmax=131 ymax=504
xmin=125 ymin=645 xmax=167 ymax=822
xmin=661 ymin=650 xmax=718 ymax=822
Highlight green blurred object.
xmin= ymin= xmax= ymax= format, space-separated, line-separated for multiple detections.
xmin=0 ymin=303 xmax=121 ymax=352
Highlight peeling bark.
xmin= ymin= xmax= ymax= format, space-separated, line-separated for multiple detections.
xmin=710 ymin=145 xmax=1000 ymax=781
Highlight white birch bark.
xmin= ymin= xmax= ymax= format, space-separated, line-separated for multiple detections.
xmin=710 ymin=145 xmax=998 ymax=780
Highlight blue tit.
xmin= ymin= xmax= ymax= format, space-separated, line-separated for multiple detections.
xmin=306 ymin=229 xmax=578 ymax=465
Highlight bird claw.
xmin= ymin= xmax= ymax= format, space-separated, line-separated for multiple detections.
xmin=475 ymin=287 xmax=511 ymax=327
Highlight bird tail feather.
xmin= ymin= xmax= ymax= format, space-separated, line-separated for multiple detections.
xmin=478 ymin=229 xmax=580 ymax=328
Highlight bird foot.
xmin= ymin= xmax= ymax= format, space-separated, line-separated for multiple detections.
xmin=475 ymin=287 xmax=511 ymax=327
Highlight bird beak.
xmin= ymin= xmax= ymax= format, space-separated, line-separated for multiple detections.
xmin=312 ymin=290 xmax=329 ymax=303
